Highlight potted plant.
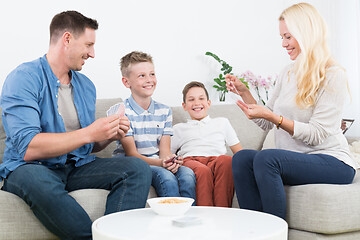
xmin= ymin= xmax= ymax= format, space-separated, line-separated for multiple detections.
xmin=205 ymin=51 xmax=248 ymax=101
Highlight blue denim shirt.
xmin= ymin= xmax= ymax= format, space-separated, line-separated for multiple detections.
xmin=0 ymin=55 xmax=96 ymax=179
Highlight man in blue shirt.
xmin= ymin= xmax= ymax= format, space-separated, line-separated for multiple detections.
xmin=0 ymin=11 xmax=151 ymax=239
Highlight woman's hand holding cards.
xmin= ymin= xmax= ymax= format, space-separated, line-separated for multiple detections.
xmin=225 ymin=74 xmax=248 ymax=95
xmin=224 ymin=74 xmax=249 ymax=108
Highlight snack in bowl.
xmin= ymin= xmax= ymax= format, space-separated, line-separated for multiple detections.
xmin=147 ymin=197 xmax=194 ymax=216
xmin=158 ymin=198 xmax=188 ymax=204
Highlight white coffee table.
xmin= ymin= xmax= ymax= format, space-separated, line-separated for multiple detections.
xmin=92 ymin=206 xmax=288 ymax=240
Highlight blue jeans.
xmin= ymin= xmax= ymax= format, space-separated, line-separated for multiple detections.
xmin=150 ymin=165 xmax=196 ymax=204
xmin=232 ymin=149 xmax=355 ymax=220
xmin=2 ymin=156 xmax=152 ymax=240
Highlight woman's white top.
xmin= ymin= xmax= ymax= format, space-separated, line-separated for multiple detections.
xmin=254 ymin=64 xmax=359 ymax=170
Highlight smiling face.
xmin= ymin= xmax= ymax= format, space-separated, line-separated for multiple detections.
xmin=66 ymin=28 xmax=96 ymax=71
xmin=279 ymin=20 xmax=301 ymax=61
xmin=122 ymin=62 xmax=157 ymax=100
xmin=182 ymin=87 xmax=211 ymax=121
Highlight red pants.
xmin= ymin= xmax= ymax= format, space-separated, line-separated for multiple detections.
xmin=183 ymin=155 xmax=234 ymax=207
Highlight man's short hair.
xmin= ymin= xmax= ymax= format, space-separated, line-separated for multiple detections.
xmin=182 ymin=81 xmax=209 ymax=103
xmin=50 ymin=11 xmax=98 ymax=43
xmin=120 ymin=51 xmax=153 ymax=77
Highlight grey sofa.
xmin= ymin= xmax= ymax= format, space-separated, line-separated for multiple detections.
xmin=0 ymin=98 xmax=359 ymax=240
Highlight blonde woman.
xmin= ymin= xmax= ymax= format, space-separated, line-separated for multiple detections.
xmin=226 ymin=2 xmax=358 ymax=220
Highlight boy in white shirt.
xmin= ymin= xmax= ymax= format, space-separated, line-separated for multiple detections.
xmin=171 ymin=81 xmax=242 ymax=207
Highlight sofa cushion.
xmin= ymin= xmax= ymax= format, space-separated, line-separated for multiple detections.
xmin=286 ymin=170 xmax=360 ymax=234
xmin=0 ymin=190 xmax=57 ymax=240
xmin=262 ymin=128 xmax=276 ymax=149
xmin=0 ymin=188 xmax=110 ymax=240
xmin=288 ymin=228 xmax=360 ymax=240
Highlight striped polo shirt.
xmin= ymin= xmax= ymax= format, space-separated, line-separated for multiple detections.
xmin=113 ymin=95 xmax=173 ymax=158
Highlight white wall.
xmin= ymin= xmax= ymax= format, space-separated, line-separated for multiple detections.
xmin=0 ymin=0 xmax=359 ymax=137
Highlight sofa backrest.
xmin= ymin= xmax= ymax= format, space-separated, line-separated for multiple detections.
xmin=0 ymin=99 xmax=269 ymax=162
xmin=94 ymin=101 xmax=269 ymax=157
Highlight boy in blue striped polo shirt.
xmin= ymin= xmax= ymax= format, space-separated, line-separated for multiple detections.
xmin=112 ymin=51 xmax=196 ymax=202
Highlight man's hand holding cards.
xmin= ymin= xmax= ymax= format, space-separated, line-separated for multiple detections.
xmin=106 ymin=102 xmax=129 ymax=139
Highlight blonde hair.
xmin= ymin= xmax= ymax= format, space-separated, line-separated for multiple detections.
xmin=120 ymin=51 xmax=153 ymax=77
xmin=279 ymin=3 xmax=335 ymax=108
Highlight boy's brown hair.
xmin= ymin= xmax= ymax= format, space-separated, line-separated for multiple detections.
xmin=182 ymin=81 xmax=209 ymax=103
xmin=120 ymin=51 xmax=153 ymax=77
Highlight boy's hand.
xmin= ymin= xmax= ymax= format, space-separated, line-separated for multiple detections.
xmin=162 ymin=154 xmax=180 ymax=173
xmin=173 ymin=155 xmax=183 ymax=166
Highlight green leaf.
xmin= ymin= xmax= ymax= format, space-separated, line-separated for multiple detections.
xmin=239 ymin=77 xmax=249 ymax=89
xmin=219 ymin=80 xmax=226 ymax=86
xmin=224 ymin=69 xmax=231 ymax=75
xmin=213 ymin=78 xmax=222 ymax=85
xmin=206 ymin=51 xmax=235 ymax=97
xmin=205 ymin=51 xmax=221 ymax=63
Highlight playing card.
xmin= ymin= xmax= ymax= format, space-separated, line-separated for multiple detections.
xmin=106 ymin=105 xmax=115 ymax=116
xmin=116 ymin=102 xmax=125 ymax=117
xmin=229 ymin=82 xmax=248 ymax=109
xmin=106 ymin=102 xmax=126 ymax=117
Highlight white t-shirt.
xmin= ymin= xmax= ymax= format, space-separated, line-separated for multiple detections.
xmin=171 ymin=116 xmax=240 ymax=158
xmin=57 ymin=83 xmax=81 ymax=132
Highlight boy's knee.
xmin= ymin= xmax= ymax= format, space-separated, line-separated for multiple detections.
xmin=181 ymin=166 xmax=196 ymax=176
xmin=216 ymin=155 xmax=232 ymax=167
xmin=178 ymin=166 xmax=196 ymax=183
xmin=195 ymin=165 xmax=212 ymax=179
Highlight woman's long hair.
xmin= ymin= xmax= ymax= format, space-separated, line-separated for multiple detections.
xmin=279 ymin=3 xmax=335 ymax=108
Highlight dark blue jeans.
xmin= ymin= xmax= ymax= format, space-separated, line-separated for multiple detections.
xmin=232 ymin=149 xmax=355 ymax=220
xmin=2 ymin=156 xmax=152 ymax=240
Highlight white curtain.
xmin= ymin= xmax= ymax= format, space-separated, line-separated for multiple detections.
xmin=342 ymin=0 xmax=360 ymax=138
xmin=327 ymin=0 xmax=360 ymax=138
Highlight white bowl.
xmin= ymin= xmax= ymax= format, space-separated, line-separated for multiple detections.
xmin=147 ymin=197 xmax=194 ymax=216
